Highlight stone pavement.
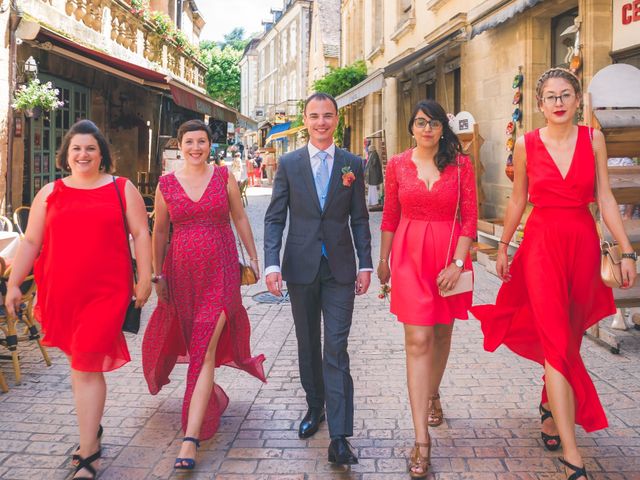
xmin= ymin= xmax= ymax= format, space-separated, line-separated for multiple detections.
xmin=1 ymin=187 xmax=640 ymax=479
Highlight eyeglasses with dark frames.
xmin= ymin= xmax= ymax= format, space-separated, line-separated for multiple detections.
xmin=413 ymin=118 xmax=443 ymax=129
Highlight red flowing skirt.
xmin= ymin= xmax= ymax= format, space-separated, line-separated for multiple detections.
xmin=471 ymin=206 xmax=615 ymax=432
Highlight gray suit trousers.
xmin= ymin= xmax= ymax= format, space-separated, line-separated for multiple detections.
xmin=287 ymin=257 xmax=355 ymax=438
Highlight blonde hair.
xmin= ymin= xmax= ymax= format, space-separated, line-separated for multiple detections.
xmin=535 ymin=68 xmax=582 ymax=103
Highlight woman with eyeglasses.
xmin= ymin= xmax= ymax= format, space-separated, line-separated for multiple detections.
xmin=377 ymin=100 xmax=477 ymax=478
xmin=471 ymin=68 xmax=636 ymax=480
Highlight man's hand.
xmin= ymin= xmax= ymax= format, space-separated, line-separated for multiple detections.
xmin=355 ymin=271 xmax=371 ymax=295
xmin=266 ymin=272 xmax=283 ymax=297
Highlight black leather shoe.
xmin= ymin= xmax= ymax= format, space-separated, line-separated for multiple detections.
xmin=328 ymin=436 xmax=358 ymax=465
xmin=298 ymin=408 xmax=325 ymax=439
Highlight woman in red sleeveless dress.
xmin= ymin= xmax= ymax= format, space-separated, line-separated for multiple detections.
xmin=378 ymin=100 xmax=477 ymax=478
xmin=471 ymin=69 xmax=636 ymax=480
xmin=142 ymin=120 xmax=266 ymax=471
xmin=5 ymin=120 xmax=152 ymax=479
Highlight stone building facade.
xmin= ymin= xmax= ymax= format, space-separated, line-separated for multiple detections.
xmin=1 ymin=0 xmax=236 ymax=211
xmin=338 ymin=0 xmax=621 ymax=218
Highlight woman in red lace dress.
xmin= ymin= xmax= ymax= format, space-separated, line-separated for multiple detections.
xmin=5 ymin=120 xmax=152 ymax=480
xmin=142 ymin=120 xmax=266 ymax=471
xmin=471 ymin=69 xmax=636 ymax=480
xmin=377 ymin=100 xmax=477 ymax=478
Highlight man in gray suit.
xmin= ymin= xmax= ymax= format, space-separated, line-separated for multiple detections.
xmin=264 ymin=93 xmax=372 ymax=465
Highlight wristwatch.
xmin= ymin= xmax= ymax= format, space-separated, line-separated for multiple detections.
xmin=453 ymin=259 xmax=464 ymax=269
xmin=621 ymin=252 xmax=638 ymax=261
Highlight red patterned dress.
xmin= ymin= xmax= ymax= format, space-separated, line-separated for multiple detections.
xmin=381 ymin=150 xmax=477 ymax=325
xmin=142 ymin=166 xmax=266 ymax=440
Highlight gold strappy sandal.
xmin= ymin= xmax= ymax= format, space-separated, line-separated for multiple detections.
xmin=408 ymin=436 xmax=431 ymax=479
xmin=428 ymin=393 xmax=444 ymax=427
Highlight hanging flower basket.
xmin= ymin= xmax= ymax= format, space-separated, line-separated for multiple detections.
xmin=24 ymin=106 xmax=43 ymax=119
xmin=11 ymin=78 xmax=64 ymax=116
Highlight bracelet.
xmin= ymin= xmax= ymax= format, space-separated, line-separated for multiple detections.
xmin=498 ymin=240 xmax=510 ymax=246
xmin=379 ymin=258 xmax=388 ymax=263
xmin=249 ymin=257 xmax=258 ymax=261
xmin=151 ymin=274 xmax=165 ymax=283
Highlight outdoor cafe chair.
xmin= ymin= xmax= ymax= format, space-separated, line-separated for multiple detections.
xmin=0 ymin=215 xmax=14 ymax=233
xmin=0 ymin=260 xmax=51 ymax=385
xmin=12 ymin=206 xmax=30 ymax=238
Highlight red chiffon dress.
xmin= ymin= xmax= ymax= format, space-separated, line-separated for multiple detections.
xmin=142 ymin=166 xmax=266 ymax=441
xmin=471 ymin=126 xmax=615 ymax=432
xmin=381 ymin=150 xmax=477 ymax=325
xmin=34 ymin=177 xmax=132 ymax=372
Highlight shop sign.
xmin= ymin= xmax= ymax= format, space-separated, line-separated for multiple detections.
xmin=613 ymin=0 xmax=640 ymax=51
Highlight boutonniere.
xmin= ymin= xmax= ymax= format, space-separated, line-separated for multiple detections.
xmin=341 ymin=165 xmax=356 ymax=187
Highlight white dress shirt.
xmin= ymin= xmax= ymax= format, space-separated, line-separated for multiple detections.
xmin=265 ymin=142 xmax=372 ymax=276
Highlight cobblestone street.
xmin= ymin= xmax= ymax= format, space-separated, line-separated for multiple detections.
xmin=1 ymin=188 xmax=640 ymax=479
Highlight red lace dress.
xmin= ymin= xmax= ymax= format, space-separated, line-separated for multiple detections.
xmin=381 ymin=150 xmax=477 ymax=325
xmin=471 ymin=126 xmax=615 ymax=432
xmin=142 ymin=166 xmax=266 ymax=440
xmin=34 ymin=178 xmax=131 ymax=372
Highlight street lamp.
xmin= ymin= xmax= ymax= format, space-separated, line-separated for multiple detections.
xmin=23 ymin=56 xmax=38 ymax=77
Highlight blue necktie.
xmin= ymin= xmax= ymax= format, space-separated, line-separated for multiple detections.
xmin=314 ymin=151 xmax=330 ymax=257
xmin=315 ymin=151 xmax=330 ymax=208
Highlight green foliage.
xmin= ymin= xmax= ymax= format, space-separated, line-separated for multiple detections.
xmin=200 ymin=44 xmax=244 ymax=109
xmin=311 ymin=61 xmax=367 ymax=146
xmin=311 ymin=60 xmax=367 ymax=97
xmin=218 ymin=28 xmax=249 ymax=51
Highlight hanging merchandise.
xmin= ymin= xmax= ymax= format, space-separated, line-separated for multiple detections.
xmin=505 ymin=67 xmax=523 ymax=182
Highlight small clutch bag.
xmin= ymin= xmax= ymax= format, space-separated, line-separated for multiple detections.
xmin=439 ymin=269 xmax=473 ymax=297
xmin=240 ymin=263 xmax=258 ymax=285
xmin=600 ymin=241 xmax=623 ymax=288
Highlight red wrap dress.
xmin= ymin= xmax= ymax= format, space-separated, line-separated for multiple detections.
xmin=381 ymin=150 xmax=478 ymax=325
xmin=471 ymin=126 xmax=615 ymax=432
xmin=142 ymin=166 xmax=266 ymax=440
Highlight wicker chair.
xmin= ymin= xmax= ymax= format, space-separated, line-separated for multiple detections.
xmin=0 ymin=261 xmax=51 ymax=385
xmin=0 ymin=216 xmax=14 ymax=233
xmin=12 ymin=206 xmax=30 ymax=237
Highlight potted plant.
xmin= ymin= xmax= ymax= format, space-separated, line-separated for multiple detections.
xmin=11 ymin=78 xmax=64 ymax=118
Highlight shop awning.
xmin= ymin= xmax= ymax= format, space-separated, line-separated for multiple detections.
xmin=470 ymin=0 xmax=544 ymax=38
xmin=266 ymin=125 xmax=306 ymax=144
xmin=36 ymin=27 xmax=238 ymax=123
xmin=167 ymin=79 xmax=237 ymax=122
xmin=265 ymin=122 xmax=291 ymax=143
xmin=384 ymin=29 xmax=465 ymax=76
xmin=336 ymin=69 xmax=384 ymax=109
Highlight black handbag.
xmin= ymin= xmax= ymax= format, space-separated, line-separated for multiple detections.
xmin=113 ymin=177 xmax=141 ymax=334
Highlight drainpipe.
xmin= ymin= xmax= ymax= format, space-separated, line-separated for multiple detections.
xmin=5 ymin=1 xmax=21 ymax=215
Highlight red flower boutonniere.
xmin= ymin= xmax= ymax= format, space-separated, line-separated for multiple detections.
xmin=342 ymin=165 xmax=356 ymax=187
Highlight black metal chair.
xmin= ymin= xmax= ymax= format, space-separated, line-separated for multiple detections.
xmin=12 ymin=206 xmax=30 ymax=237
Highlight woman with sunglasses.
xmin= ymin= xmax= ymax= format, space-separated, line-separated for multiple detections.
xmin=472 ymin=68 xmax=636 ymax=480
xmin=377 ymin=100 xmax=477 ymax=478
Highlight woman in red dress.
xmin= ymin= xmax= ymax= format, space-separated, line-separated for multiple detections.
xmin=471 ymin=68 xmax=636 ymax=480
xmin=5 ymin=120 xmax=152 ymax=479
xmin=142 ymin=120 xmax=266 ymax=471
xmin=377 ymin=100 xmax=477 ymax=478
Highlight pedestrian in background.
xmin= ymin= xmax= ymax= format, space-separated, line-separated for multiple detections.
xmin=265 ymin=150 xmax=277 ymax=185
xmin=5 ymin=119 xmax=152 ymax=480
xmin=264 ymin=92 xmax=372 ymax=466
xmin=471 ymin=68 xmax=636 ymax=480
xmin=377 ymin=99 xmax=477 ymax=478
xmin=231 ymin=152 xmax=244 ymax=182
xmin=142 ymin=119 xmax=266 ymax=471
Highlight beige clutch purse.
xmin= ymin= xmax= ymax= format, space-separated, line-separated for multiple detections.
xmin=439 ymin=269 xmax=473 ymax=297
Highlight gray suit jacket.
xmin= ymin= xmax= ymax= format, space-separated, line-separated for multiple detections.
xmin=264 ymin=145 xmax=373 ymax=285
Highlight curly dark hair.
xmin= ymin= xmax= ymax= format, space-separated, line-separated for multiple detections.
xmin=408 ymin=100 xmax=462 ymax=172
xmin=57 ymin=119 xmax=114 ymax=172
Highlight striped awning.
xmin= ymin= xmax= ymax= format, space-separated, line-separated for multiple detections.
xmin=265 ymin=125 xmax=306 ymax=144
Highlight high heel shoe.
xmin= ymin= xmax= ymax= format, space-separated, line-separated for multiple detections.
xmin=559 ymin=457 xmax=588 ymax=480
xmin=174 ymin=437 xmax=200 ymax=470
xmin=408 ymin=435 xmax=431 ymax=479
xmin=539 ymin=403 xmax=561 ymax=451
xmin=72 ymin=448 xmax=101 ymax=479
xmin=72 ymin=424 xmax=103 ymax=466
xmin=428 ymin=393 xmax=444 ymax=427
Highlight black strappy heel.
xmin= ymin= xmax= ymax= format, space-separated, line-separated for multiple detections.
xmin=559 ymin=457 xmax=588 ymax=480
xmin=539 ymin=403 xmax=561 ymax=451
xmin=174 ymin=437 xmax=200 ymax=470
xmin=73 ymin=449 xmax=101 ymax=479
xmin=72 ymin=424 xmax=103 ymax=466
